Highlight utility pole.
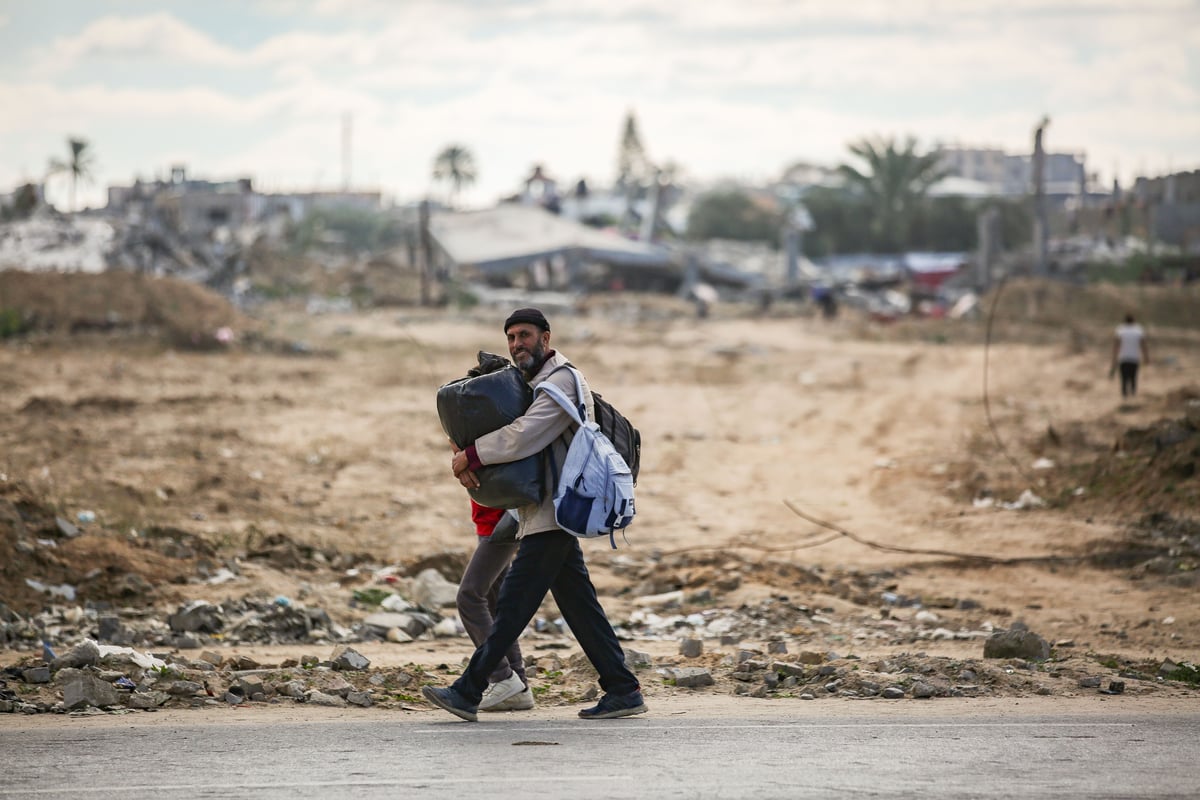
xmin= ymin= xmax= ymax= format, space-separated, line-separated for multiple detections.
xmin=976 ymin=206 xmax=1000 ymax=292
xmin=1032 ymin=116 xmax=1050 ymax=276
xmin=342 ymin=112 xmax=352 ymax=192
xmin=418 ymin=199 xmax=432 ymax=307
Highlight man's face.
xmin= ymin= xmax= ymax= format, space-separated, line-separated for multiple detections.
xmin=507 ymin=323 xmax=549 ymax=373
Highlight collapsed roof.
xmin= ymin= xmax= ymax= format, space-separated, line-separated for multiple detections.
xmin=428 ymin=203 xmax=675 ymax=274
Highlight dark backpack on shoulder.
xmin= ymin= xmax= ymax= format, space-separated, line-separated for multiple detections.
xmin=591 ymin=390 xmax=641 ymax=485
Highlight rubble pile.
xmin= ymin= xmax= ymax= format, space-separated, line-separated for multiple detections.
xmin=2 ymin=556 xmax=1196 ymax=715
xmin=946 ymin=388 xmax=1200 ymax=532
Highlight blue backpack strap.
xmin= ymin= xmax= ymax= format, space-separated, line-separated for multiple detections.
xmin=541 ymin=364 xmax=587 ymax=421
xmin=536 ymin=365 xmax=586 ymax=505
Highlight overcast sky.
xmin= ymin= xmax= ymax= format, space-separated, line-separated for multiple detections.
xmin=2 ymin=0 xmax=1198 ymax=210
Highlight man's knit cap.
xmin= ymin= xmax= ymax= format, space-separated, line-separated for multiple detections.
xmin=503 ymin=307 xmax=550 ymax=333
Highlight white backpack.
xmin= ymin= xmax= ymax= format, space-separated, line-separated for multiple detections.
xmin=535 ymin=367 xmax=636 ymax=548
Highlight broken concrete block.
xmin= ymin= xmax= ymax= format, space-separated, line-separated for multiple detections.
xmin=52 ymin=639 xmax=100 ymax=671
xmin=59 ymin=669 xmax=119 ymax=710
xmin=665 ymin=667 xmax=713 ymax=688
xmin=983 ymin=627 xmax=1050 ymax=660
xmin=330 ymin=646 xmax=370 ymax=671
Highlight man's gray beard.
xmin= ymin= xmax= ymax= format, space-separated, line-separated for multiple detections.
xmin=518 ymin=344 xmax=547 ymax=380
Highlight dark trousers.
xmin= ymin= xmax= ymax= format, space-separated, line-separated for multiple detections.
xmin=1119 ymin=361 xmax=1139 ymax=397
xmin=451 ymin=529 xmax=639 ymax=704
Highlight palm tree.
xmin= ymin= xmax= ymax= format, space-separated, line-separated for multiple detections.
xmin=837 ymin=136 xmax=947 ymax=252
xmin=47 ymin=137 xmax=96 ymax=212
xmin=432 ymin=145 xmax=477 ymax=207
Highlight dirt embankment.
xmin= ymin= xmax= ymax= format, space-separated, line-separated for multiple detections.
xmin=1 ymin=271 xmax=1199 ymax=714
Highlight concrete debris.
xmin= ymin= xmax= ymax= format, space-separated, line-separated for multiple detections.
xmin=306 ymin=690 xmax=347 ymax=707
xmin=409 ymin=568 xmax=462 ymax=610
xmin=0 ymin=549 xmax=1196 ymax=716
xmin=58 ymin=668 xmax=120 ymax=710
xmin=331 ymin=646 xmax=370 ymax=671
xmin=663 ymin=667 xmax=714 ymax=688
xmin=983 ymin=623 xmax=1052 ymax=661
xmin=51 ymin=640 xmax=100 ymax=671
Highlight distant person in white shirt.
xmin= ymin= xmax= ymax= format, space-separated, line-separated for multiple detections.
xmin=1110 ymin=314 xmax=1150 ymax=397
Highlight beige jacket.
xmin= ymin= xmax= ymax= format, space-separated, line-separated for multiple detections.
xmin=473 ymin=350 xmax=593 ymax=538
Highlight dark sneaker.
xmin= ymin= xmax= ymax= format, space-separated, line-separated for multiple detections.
xmin=577 ymin=690 xmax=647 ymax=720
xmin=421 ymin=685 xmax=478 ymax=722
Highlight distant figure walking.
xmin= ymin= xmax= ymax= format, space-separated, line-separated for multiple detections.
xmin=1111 ymin=313 xmax=1149 ymax=397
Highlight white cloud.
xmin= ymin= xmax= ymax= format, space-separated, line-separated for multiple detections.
xmin=3 ymin=0 xmax=1198 ymax=201
xmin=32 ymin=12 xmax=245 ymax=73
xmin=0 ymin=80 xmax=270 ymax=131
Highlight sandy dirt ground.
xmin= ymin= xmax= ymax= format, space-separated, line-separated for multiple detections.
xmin=2 ymin=277 xmax=1199 ymax=717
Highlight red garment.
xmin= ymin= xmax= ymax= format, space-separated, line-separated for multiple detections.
xmin=470 ymin=500 xmax=505 ymax=537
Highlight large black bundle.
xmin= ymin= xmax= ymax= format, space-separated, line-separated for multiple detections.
xmin=437 ymin=362 xmax=542 ymax=509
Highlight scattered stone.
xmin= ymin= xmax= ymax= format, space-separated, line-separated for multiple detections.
xmin=797 ymin=651 xmax=825 ymax=665
xmin=432 ymin=618 xmax=460 ymax=637
xmin=679 ymin=638 xmax=703 ymax=658
xmin=983 ymin=626 xmax=1050 ymax=660
xmin=1102 ymin=680 xmax=1126 ymax=695
xmin=126 ymin=691 xmax=168 ymax=709
xmin=52 ymin=639 xmax=100 ymax=671
xmin=1077 ymin=676 xmax=1103 ymax=689
xmin=331 ymin=646 xmax=370 ymax=671
xmin=96 ymin=615 xmax=123 ymax=643
xmin=767 ymin=641 xmax=788 ymax=655
xmin=59 ymin=669 xmax=119 ymax=710
xmin=624 ymin=649 xmax=652 ymax=669
xmin=164 ymin=680 xmax=204 ymax=697
xmin=229 ymin=655 xmax=261 ymax=670
xmin=664 ymin=667 xmax=714 ymax=688
xmin=346 ymin=691 xmax=373 ymax=708
xmin=364 ymin=612 xmax=426 ymax=638
xmin=772 ymin=661 xmax=806 ymax=679
xmin=277 ymin=680 xmax=307 ymax=699
xmin=911 ymin=681 xmax=937 ymax=699
xmin=22 ymin=666 xmax=51 ymax=684
xmin=306 ymin=690 xmax=347 ymax=707
xmin=168 ymin=601 xmax=224 ymax=634
xmin=410 ymin=569 xmax=460 ymax=610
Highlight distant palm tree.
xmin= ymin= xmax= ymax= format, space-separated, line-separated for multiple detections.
xmin=47 ymin=137 xmax=96 ymax=212
xmin=837 ymin=136 xmax=946 ymax=252
xmin=432 ymin=145 xmax=477 ymax=207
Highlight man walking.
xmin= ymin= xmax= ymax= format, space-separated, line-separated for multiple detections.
xmin=1111 ymin=313 xmax=1150 ymax=398
xmin=423 ymin=308 xmax=646 ymax=722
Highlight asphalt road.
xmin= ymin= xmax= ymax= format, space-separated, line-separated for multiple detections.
xmin=2 ymin=707 xmax=1198 ymax=799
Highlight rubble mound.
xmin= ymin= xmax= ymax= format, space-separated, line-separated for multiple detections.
xmin=952 ymin=386 xmax=1199 ymax=527
xmin=0 ymin=479 xmax=201 ymax=614
xmin=1056 ymin=391 xmax=1200 ymax=519
xmin=0 ymin=269 xmax=255 ymax=348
